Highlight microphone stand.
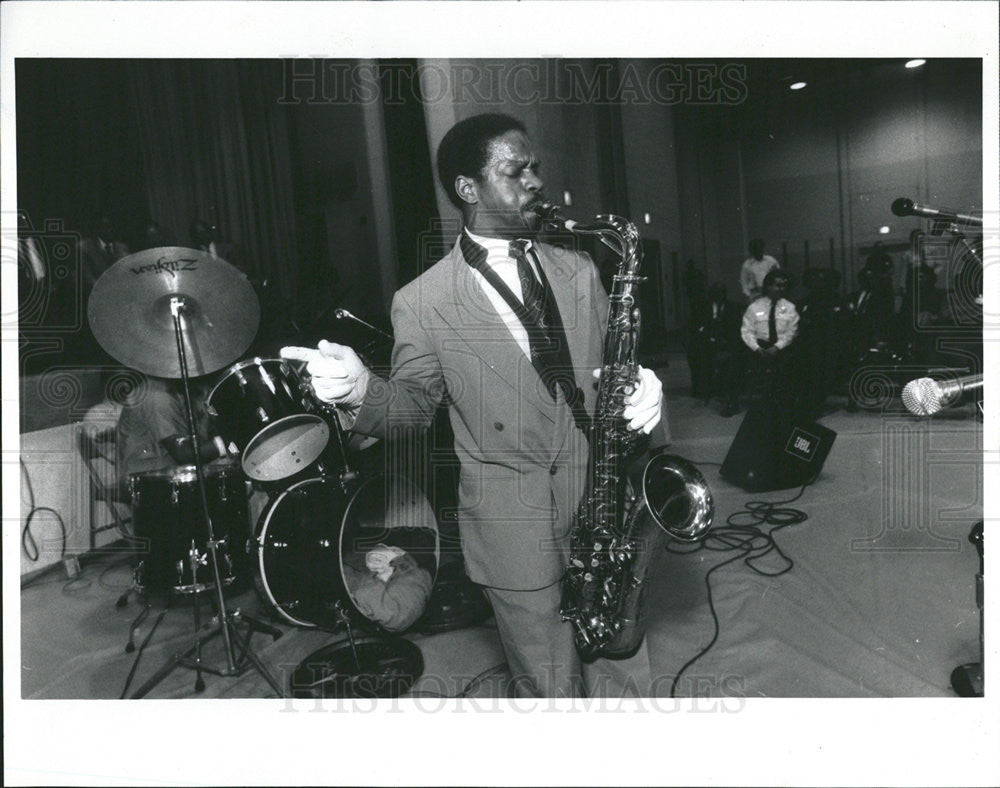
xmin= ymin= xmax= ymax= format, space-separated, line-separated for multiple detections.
xmin=129 ymin=296 xmax=283 ymax=698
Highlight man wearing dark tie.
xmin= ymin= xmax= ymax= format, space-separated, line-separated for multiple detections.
xmin=741 ymin=269 xmax=799 ymax=406
xmin=281 ymin=113 xmax=668 ymax=698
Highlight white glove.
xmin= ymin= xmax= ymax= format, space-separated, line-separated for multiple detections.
xmin=366 ymin=544 xmax=406 ymax=583
xmin=594 ymin=365 xmax=663 ymax=434
xmin=280 ymin=340 xmax=370 ymax=413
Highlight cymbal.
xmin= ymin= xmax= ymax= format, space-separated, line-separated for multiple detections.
xmin=88 ymin=246 xmax=260 ymax=378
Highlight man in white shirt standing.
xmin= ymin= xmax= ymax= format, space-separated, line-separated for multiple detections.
xmin=741 ymin=268 xmax=799 ymax=407
xmin=282 ymin=113 xmax=668 ymax=698
xmin=739 ymin=238 xmax=780 ymax=302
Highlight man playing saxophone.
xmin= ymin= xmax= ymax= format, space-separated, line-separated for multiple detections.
xmin=282 ymin=113 xmax=668 ymax=698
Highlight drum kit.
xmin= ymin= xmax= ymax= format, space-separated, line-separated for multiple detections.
xmin=88 ymin=247 xmax=439 ymax=698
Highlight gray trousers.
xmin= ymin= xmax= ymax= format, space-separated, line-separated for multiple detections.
xmin=483 ymin=580 xmax=653 ymax=698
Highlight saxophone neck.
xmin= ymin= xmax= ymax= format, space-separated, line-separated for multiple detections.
xmin=529 ymin=203 xmax=641 ymax=264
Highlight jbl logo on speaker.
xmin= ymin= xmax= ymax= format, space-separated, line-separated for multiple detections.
xmin=785 ymin=427 xmax=819 ymax=462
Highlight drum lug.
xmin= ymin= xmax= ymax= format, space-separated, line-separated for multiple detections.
xmin=261 ymin=366 xmax=277 ymax=395
xmin=256 ymin=406 xmax=270 ymax=423
xmin=171 ymin=486 xmax=179 ymax=506
xmin=236 ymin=369 xmax=248 ymax=390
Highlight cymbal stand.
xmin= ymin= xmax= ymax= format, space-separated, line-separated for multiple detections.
xmin=130 ymin=296 xmax=283 ymax=698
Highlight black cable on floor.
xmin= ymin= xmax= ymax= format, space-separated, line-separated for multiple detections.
xmin=665 ymin=476 xmax=815 ymax=698
xmin=20 ymin=458 xmax=68 ymax=563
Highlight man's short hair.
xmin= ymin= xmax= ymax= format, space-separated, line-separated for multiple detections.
xmin=436 ymin=113 xmax=527 ymax=208
xmin=762 ymin=269 xmax=790 ymax=290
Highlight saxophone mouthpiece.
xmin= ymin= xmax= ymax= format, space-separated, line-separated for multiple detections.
xmin=530 ymin=201 xmax=577 ymax=231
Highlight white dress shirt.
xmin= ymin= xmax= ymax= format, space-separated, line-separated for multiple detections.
xmin=740 ymin=254 xmax=780 ymax=300
xmin=465 ymin=229 xmax=542 ymax=359
xmin=741 ymin=296 xmax=800 ymax=351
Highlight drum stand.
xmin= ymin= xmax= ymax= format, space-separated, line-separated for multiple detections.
xmin=129 ymin=296 xmax=283 ymax=698
xmin=950 ymin=521 xmax=984 ymax=697
xmin=290 ymin=602 xmax=424 ymax=698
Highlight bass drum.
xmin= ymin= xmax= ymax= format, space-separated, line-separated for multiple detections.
xmin=255 ymin=475 xmax=439 ymax=629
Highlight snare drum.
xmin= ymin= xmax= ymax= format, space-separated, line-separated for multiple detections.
xmin=207 ymin=358 xmax=330 ymax=482
xmin=129 ymin=462 xmax=250 ymax=594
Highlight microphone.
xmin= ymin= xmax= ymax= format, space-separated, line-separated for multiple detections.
xmin=891 ymin=197 xmax=983 ymax=227
xmin=901 ymin=373 xmax=983 ymax=415
xmin=334 ymin=308 xmax=393 ymax=341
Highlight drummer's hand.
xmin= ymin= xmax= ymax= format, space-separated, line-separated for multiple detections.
xmin=280 ymin=341 xmax=370 ymax=413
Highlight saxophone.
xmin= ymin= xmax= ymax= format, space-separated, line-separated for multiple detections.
xmin=532 ymin=202 xmax=714 ymax=659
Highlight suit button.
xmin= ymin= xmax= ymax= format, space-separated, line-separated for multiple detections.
xmin=550 ymin=465 xmax=558 ymax=475
xmin=494 ymin=422 xmax=504 ymax=431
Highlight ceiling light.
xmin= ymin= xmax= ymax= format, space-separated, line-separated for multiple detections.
xmin=789 ymin=81 xmax=807 ymax=91
xmin=905 ymin=59 xmax=926 ymax=69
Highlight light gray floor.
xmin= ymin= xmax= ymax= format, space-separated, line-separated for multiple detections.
xmin=20 ymin=354 xmax=983 ymax=699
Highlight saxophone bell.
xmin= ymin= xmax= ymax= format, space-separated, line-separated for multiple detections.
xmin=642 ymin=453 xmax=714 ymax=542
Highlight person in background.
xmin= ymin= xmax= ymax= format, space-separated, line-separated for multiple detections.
xmin=80 ymin=212 xmax=129 ymax=294
xmin=116 ymin=374 xmax=229 ymax=490
xmin=796 ymin=267 xmax=845 ymax=419
xmin=741 ymin=269 xmax=799 ymax=408
xmin=133 ymin=220 xmax=176 ymax=253
xmin=687 ymin=282 xmax=743 ymax=417
xmin=189 ymin=218 xmax=248 ymax=275
xmin=682 ymin=258 xmax=708 ymax=326
xmin=739 ymin=238 xmax=780 ymax=302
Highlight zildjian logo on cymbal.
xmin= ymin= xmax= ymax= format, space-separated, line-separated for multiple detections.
xmin=129 ymin=257 xmax=199 ymax=277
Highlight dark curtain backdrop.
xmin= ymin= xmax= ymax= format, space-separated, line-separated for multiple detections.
xmin=126 ymin=60 xmax=299 ymax=302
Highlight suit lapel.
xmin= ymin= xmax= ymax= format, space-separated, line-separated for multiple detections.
xmin=433 ymin=240 xmax=556 ymax=426
xmin=534 ymin=243 xmax=592 ymax=389
xmin=532 ymin=243 xmax=595 ymax=452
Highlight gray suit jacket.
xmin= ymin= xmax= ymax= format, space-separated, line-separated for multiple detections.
xmin=352 ymin=236 xmax=668 ymax=590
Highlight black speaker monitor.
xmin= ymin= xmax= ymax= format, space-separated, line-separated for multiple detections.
xmin=720 ymin=406 xmax=836 ymax=492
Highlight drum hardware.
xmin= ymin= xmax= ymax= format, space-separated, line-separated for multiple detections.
xmin=951 ymin=521 xmax=984 ymax=697
xmin=89 ymin=248 xmax=283 ymax=698
xmin=207 ymin=358 xmax=331 ymax=483
xmin=87 ymin=246 xmax=259 ymax=379
xmin=128 ymin=463 xmax=249 ymax=596
xmin=288 ymin=602 xmax=423 ymax=699
xmin=254 ymin=469 xmax=439 ymax=697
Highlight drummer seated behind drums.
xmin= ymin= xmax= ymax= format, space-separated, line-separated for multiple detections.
xmin=282 ymin=113 xmax=666 ymax=699
xmin=116 ymin=374 xmax=230 ymax=491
